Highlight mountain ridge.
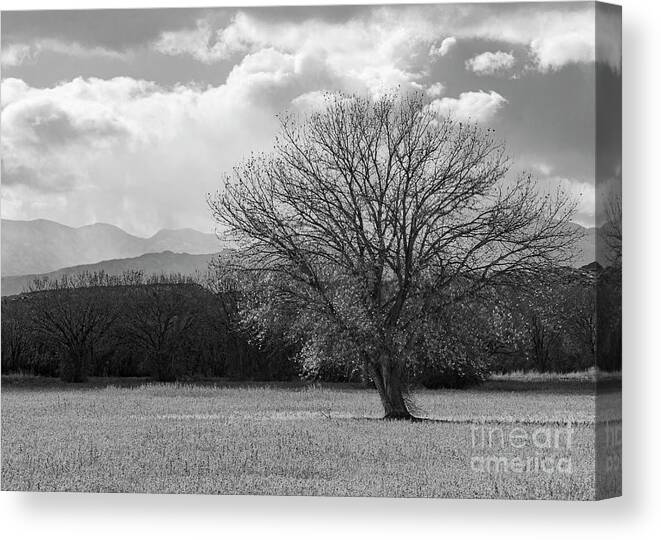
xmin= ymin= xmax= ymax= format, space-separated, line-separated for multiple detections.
xmin=1 ymin=218 xmax=608 ymax=292
xmin=1 ymin=218 xmax=227 ymax=276
xmin=1 ymin=250 xmax=221 ymax=296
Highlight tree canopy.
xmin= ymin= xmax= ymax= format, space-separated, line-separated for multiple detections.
xmin=210 ymin=92 xmax=579 ymax=419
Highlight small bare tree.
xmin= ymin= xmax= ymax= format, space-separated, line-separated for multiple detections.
xmin=210 ymin=92 xmax=579 ymax=419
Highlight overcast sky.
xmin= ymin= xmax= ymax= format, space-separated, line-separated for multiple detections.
xmin=1 ymin=2 xmax=621 ymax=236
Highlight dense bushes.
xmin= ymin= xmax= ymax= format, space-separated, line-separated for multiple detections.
xmin=297 ymin=340 xmax=364 ymax=383
xmin=410 ymin=306 xmax=493 ymax=389
xmin=467 ymin=267 xmax=605 ymax=375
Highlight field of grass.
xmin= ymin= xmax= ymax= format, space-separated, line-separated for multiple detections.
xmin=1 ymin=378 xmax=621 ymax=499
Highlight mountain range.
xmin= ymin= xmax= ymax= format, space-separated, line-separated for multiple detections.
xmin=1 ymin=219 xmax=226 ymax=277
xmin=0 ymin=218 xmax=605 ymax=297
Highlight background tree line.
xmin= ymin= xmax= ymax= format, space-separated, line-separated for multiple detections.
xmin=1 ymin=263 xmax=620 ymax=385
xmin=1 ymin=269 xmax=295 ymax=383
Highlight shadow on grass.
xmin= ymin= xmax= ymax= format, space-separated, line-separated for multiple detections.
xmin=348 ymin=415 xmax=598 ymax=426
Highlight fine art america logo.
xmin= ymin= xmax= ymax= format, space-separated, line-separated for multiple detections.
xmin=470 ymin=424 xmax=574 ymax=475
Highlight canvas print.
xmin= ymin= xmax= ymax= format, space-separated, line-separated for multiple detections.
xmin=0 ymin=2 xmax=621 ymax=499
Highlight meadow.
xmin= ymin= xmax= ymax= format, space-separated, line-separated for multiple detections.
xmin=1 ymin=377 xmax=621 ymax=499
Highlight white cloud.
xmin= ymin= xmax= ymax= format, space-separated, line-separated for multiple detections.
xmin=152 ymin=11 xmax=435 ymax=98
xmin=2 ymin=4 xmax=614 ymax=234
xmin=153 ymin=20 xmax=246 ymax=63
xmin=530 ymin=33 xmax=593 ymax=72
xmin=543 ymin=177 xmax=596 ymax=227
xmin=534 ymin=162 xmax=554 ymax=176
xmin=224 ymin=47 xmax=299 ymax=101
xmin=290 ymin=90 xmax=329 ymax=112
xmin=151 ymin=4 xmax=609 ymax=94
xmin=429 ymin=90 xmax=507 ymax=123
xmin=5 ymin=9 xmax=457 ymax=233
xmin=1 ymin=44 xmax=33 ymax=66
xmin=451 ymin=7 xmax=599 ymax=72
xmin=1 ymin=79 xmax=509 ymax=238
xmin=4 ymin=5 xmax=606 ymax=75
xmin=402 ymin=4 xmax=608 ymax=72
xmin=426 ymin=82 xmax=445 ymax=98
xmin=1 ymin=39 xmax=125 ymax=66
xmin=466 ymin=51 xmax=516 ymax=76
xmin=0 ymin=75 xmax=282 ymax=235
xmin=430 ymin=36 xmax=457 ymax=57
xmin=0 ymin=78 xmax=30 ymax=106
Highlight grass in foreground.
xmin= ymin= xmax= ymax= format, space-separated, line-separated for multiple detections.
xmin=1 ymin=380 xmax=620 ymax=499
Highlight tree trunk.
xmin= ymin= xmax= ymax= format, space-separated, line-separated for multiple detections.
xmin=368 ymin=354 xmax=414 ymax=420
xmin=152 ymin=350 xmax=177 ymax=382
xmin=61 ymin=347 xmax=88 ymax=383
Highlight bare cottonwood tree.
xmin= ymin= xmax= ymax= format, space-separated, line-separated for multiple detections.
xmin=210 ymin=92 xmax=579 ymax=419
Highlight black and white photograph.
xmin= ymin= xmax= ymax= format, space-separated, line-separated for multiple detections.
xmin=1 ymin=1 xmax=622 ymax=502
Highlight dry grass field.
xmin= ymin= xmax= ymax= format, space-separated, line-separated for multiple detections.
xmin=1 ymin=378 xmax=621 ymax=499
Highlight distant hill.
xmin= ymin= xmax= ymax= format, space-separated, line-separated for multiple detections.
xmin=570 ymin=224 xmax=596 ymax=268
xmin=1 ymin=219 xmax=227 ymax=276
xmin=568 ymin=223 xmax=611 ymax=268
xmin=1 ymin=218 xmax=612 ymax=292
xmin=1 ymin=251 xmax=220 ymax=296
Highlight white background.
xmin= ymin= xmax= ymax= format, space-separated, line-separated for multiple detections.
xmin=0 ymin=0 xmax=658 ymax=538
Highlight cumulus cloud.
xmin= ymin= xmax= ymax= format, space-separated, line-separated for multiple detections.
xmin=3 ymin=8 xmax=448 ymax=233
xmin=426 ymin=82 xmax=445 ymax=98
xmin=153 ymin=20 xmax=241 ymax=63
xmin=429 ymin=90 xmax=507 ymax=123
xmin=429 ymin=36 xmax=457 ymax=58
xmin=154 ymin=12 xmax=427 ymax=98
xmin=4 ymin=4 xmax=608 ymax=76
xmin=406 ymin=4 xmax=607 ymax=72
xmin=466 ymin=51 xmax=516 ymax=76
xmin=0 ymin=75 xmax=283 ymax=235
xmin=151 ymin=5 xmax=609 ymax=78
xmin=2 ymin=4 xmax=613 ymax=234
xmin=290 ymin=90 xmax=329 ymax=112
xmin=1 ymin=39 xmax=125 ymax=66
xmin=223 ymin=47 xmax=299 ymax=103
xmin=453 ymin=7 xmax=599 ymax=72
xmin=544 ymin=177 xmax=596 ymax=227
xmin=533 ymin=162 xmax=554 ymax=176
xmin=0 ymin=78 xmax=30 ymax=106
xmin=1 ymin=44 xmax=33 ymax=66
xmin=530 ymin=34 xmax=593 ymax=72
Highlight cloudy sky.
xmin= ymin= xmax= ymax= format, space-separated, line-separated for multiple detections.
xmin=1 ymin=2 xmax=621 ymax=236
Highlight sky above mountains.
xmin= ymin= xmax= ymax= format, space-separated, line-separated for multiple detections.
xmin=1 ymin=3 xmax=621 ymax=236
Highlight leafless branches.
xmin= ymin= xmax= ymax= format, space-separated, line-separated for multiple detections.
xmin=209 ymin=91 xmax=580 ymax=417
xmin=210 ymin=92 xmax=579 ymax=331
